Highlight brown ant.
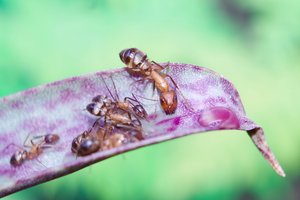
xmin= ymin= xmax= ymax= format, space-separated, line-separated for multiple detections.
xmin=71 ymin=124 xmax=141 ymax=157
xmin=86 ymin=75 xmax=147 ymax=130
xmin=119 ymin=48 xmax=188 ymax=115
xmin=10 ymin=133 xmax=60 ymax=167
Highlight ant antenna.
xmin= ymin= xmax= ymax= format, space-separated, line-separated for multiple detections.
xmin=3 ymin=143 xmax=23 ymax=153
xmin=133 ymin=94 xmax=158 ymax=102
xmin=36 ymin=158 xmax=48 ymax=168
xmin=23 ymin=132 xmax=33 ymax=148
xmin=100 ymin=75 xmax=117 ymax=102
xmin=109 ymin=75 xmax=121 ymax=101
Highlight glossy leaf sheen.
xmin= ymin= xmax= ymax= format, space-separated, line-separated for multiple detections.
xmin=0 ymin=63 xmax=285 ymax=197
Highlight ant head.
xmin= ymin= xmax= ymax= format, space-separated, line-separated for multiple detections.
xmin=44 ymin=134 xmax=60 ymax=144
xmin=10 ymin=150 xmax=27 ymax=167
xmin=77 ymin=138 xmax=100 ymax=156
xmin=91 ymin=95 xmax=113 ymax=107
xmin=160 ymin=91 xmax=178 ymax=115
xmin=71 ymin=135 xmax=83 ymax=154
xmin=86 ymin=102 xmax=103 ymax=116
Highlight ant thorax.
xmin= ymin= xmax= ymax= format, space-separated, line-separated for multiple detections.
xmin=27 ymin=146 xmax=43 ymax=160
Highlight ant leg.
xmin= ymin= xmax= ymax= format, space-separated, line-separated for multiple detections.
xmin=22 ymin=133 xmax=38 ymax=149
xmin=132 ymin=93 xmax=157 ymax=103
xmin=129 ymin=79 xmax=146 ymax=92
xmin=32 ymin=135 xmax=45 ymax=140
xmin=116 ymin=124 xmax=141 ymax=132
xmin=123 ymin=96 xmax=148 ymax=119
xmin=127 ymin=111 xmax=133 ymax=120
xmin=129 ymin=77 xmax=153 ymax=93
xmin=31 ymin=134 xmax=48 ymax=143
xmin=109 ymin=75 xmax=120 ymax=101
xmin=100 ymin=75 xmax=118 ymax=102
xmin=160 ymin=74 xmax=178 ymax=89
xmin=124 ymin=96 xmax=141 ymax=104
xmin=103 ymin=119 xmax=115 ymax=139
xmin=92 ymin=118 xmax=102 ymax=128
xmin=36 ymin=158 xmax=48 ymax=168
xmin=2 ymin=143 xmax=23 ymax=153
xmin=151 ymin=61 xmax=167 ymax=71
xmin=132 ymin=94 xmax=159 ymax=102
xmin=151 ymin=82 xmax=156 ymax=97
xmin=132 ymin=118 xmax=142 ymax=127
xmin=41 ymin=145 xmax=53 ymax=149
xmin=132 ymin=105 xmax=149 ymax=120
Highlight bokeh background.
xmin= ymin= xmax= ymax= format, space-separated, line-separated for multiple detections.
xmin=1 ymin=0 xmax=299 ymax=199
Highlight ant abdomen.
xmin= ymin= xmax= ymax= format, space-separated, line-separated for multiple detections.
xmin=44 ymin=134 xmax=59 ymax=144
xmin=119 ymin=48 xmax=148 ymax=70
xmin=77 ymin=138 xmax=100 ymax=156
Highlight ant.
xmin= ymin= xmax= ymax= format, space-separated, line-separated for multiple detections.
xmin=71 ymin=123 xmax=141 ymax=157
xmin=86 ymin=75 xmax=148 ymax=130
xmin=10 ymin=133 xmax=60 ymax=167
xmin=119 ymin=48 xmax=190 ymax=115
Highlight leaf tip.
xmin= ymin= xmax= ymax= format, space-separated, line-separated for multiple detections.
xmin=247 ymin=128 xmax=286 ymax=177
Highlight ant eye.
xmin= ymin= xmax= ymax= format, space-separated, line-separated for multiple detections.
xmin=86 ymin=103 xmax=98 ymax=115
xmin=71 ymin=140 xmax=79 ymax=153
xmin=86 ymin=103 xmax=94 ymax=113
xmin=160 ymin=96 xmax=167 ymax=105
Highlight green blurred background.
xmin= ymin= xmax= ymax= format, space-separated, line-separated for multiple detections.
xmin=1 ymin=0 xmax=299 ymax=199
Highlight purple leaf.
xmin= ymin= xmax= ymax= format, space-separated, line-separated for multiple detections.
xmin=0 ymin=63 xmax=285 ymax=197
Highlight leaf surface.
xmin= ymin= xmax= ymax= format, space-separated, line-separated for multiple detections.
xmin=0 ymin=63 xmax=285 ymax=197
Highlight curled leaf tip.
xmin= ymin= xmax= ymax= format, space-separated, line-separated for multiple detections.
xmin=248 ymin=128 xmax=286 ymax=177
